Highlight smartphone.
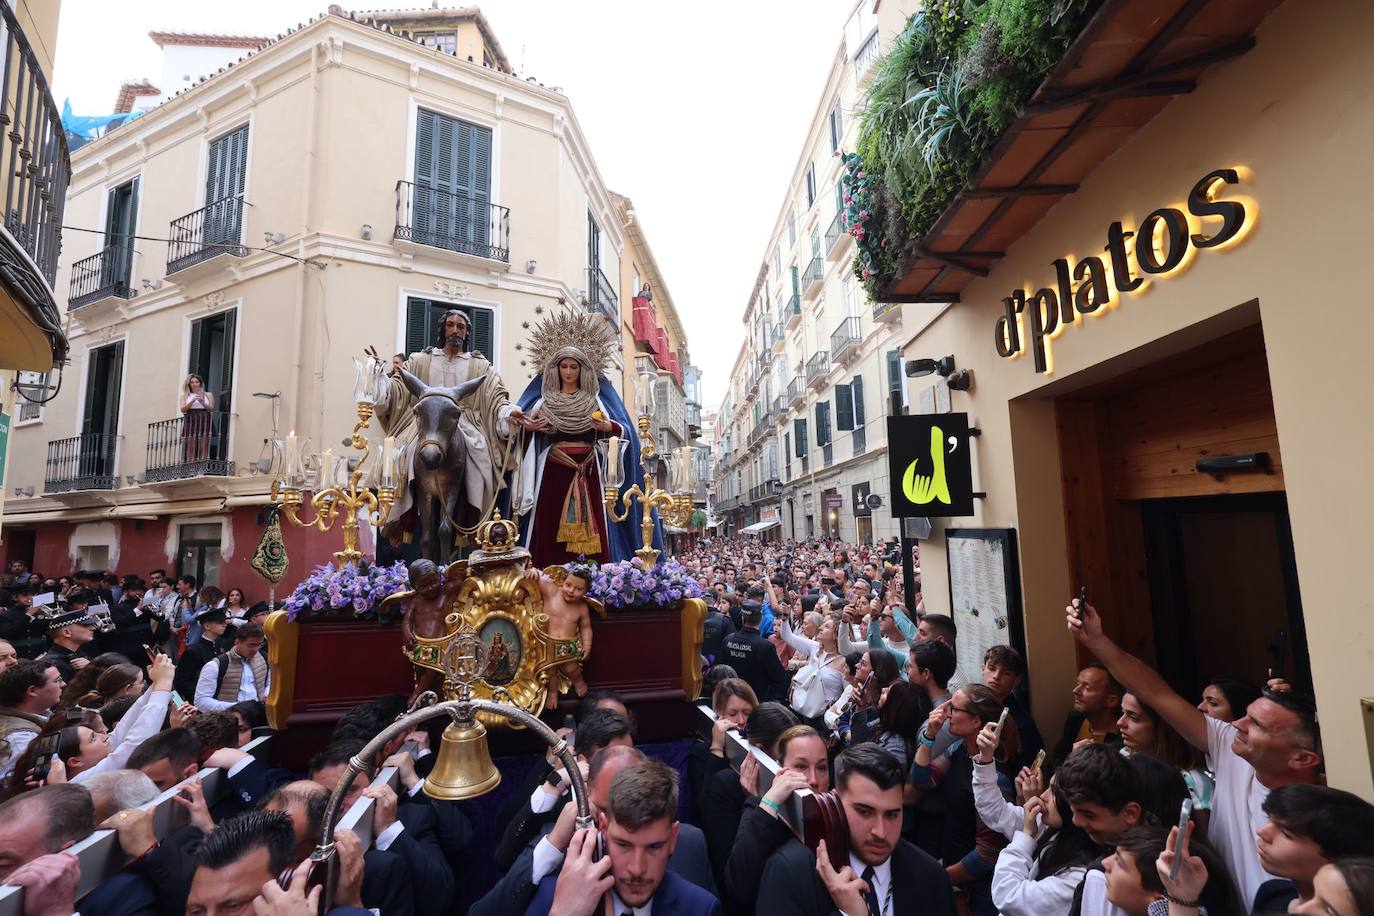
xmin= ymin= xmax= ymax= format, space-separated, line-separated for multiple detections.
xmin=1032 ymin=749 xmax=1046 ymax=772
xmin=1074 ymin=586 xmax=1088 ymax=622
xmin=1170 ymin=799 xmax=1194 ymax=880
xmin=144 ymin=644 xmax=159 ymax=663
xmin=170 ymin=690 xmax=187 ymax=710
xmin=30 ymin=733 xmax=61 ymax=783
xmin=995 ymin=706 xmax=1010 ymax=734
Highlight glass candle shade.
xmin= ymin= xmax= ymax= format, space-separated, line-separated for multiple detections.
xmin=598 ymin=435 xmax=629 ymax=489
xmin=352 ymin=355 xmax=387 ymax=406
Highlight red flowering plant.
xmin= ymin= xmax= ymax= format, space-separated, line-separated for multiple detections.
xmin=840 ymin=151 xmax=900 ymax=299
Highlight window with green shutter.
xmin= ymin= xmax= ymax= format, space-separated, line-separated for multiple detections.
xmin=836 ymin=384 xmax=854 ymax=431
xmin=794 ymin=418 xmax=808 ymax=457
xmin=852 ymin=374 xmax=865 ymax=427
xmin=403 ymin=297 xmax=496 ymax=364
xmin=816 ymin=401 xmax=831 ymax=446
xmin=414 ymin=109 xmax=492 ymax=250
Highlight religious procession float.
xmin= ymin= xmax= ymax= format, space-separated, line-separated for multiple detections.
xmin=250 ymin=306 xmax=707 ymax=763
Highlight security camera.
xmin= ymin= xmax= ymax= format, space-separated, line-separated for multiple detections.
xmin=904 ymin=355 xmax=956 ymax=378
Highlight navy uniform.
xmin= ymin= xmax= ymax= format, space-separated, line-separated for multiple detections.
xmin=38 ymin=606 xmax=100 ymax=682
xmin=174 ymin=606 xmax=231 ymax=702
xmin=721 ymin=602 xmax=789 ymax=702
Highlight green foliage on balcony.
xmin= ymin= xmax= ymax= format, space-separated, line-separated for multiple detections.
xmin=844 ymin=0 xmax=1094 ymax=298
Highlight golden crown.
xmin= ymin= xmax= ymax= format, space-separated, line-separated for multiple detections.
xmin=476 ymin=509 xmax=520 ymax=555
xmin=525 ymin=306 xmax=616 ymax=377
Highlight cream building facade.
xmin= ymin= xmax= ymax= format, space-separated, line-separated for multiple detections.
xmin=713 ymin=0 xmax=916 ymax=545
xmin=0 ymin=8 xmax=639 ymax=586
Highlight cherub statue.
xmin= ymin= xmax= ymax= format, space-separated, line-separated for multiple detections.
xmin=383 ymin=557 xmax=465 ymax=701
xmin=526 ymin=564 xmax=601 ymax=708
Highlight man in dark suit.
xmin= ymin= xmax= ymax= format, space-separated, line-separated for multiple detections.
xmin=756 ymin=744 xmax=955 ymax=915
xmin=173 ymin=605 xmax=232 ymax=701
xmin=473 ymin=746 xmax=714 ymax=916
xmin=526 ymin=758 xmax=721 ymax=916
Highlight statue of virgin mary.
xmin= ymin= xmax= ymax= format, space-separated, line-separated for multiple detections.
xmin=509 ymin=309 xmax=663 ymax=565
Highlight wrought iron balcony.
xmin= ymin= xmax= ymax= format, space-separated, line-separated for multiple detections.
xmin=825 ymin=210 xmax=852 ymax=259
xmin=806 ymin=351 xmax=830 ymax=387
xmin=167 ymin=195 xmax=247 ymax=274
xmin=748 ymin=479 xmax=782 ymax=503
xmin=394 ymin=180 xmax=510 ymax=262
xmin=787 ymin=376 xmax=805 ymax=406
xmin=0 ymin=2 xmax=72 ymax=363
xmin=146 ymin=413 xmax=235 ymax=482
xmin=45 ymin=433 xmax=119 ymax=493
xmin=772 ymin=394 xmax=786 ymax=416
xmin=587 ymin=266 xmax=618 ymax=322
xmin=771 ymin=318 xmax=785 ymax=353
xmin=831 ymin=315 xmax=862 ymax=364
xmin=873 ymin=300 xmax=902 ymax=323
xmin=801 ymin=257 xmax=825 ymax=300
xmin=855 ymin=29 xmax=881 ymax=84
xmin=782 ymin=293 xmax=802 ymax=330
xmin=69 ymin=246 xmax=134 ymax=309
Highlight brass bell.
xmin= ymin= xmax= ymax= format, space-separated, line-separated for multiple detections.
xmin=423 ymin=717 xmax=501 ymax=800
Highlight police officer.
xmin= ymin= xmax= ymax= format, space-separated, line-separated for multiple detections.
xmin=39 ymin=601 xmax=100 ymax=681
xmin=721 ymin=600 xmax=789 ymax=703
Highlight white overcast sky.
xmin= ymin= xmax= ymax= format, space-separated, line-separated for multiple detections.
xmin=52 ymin=0 xmax=853 ymax=409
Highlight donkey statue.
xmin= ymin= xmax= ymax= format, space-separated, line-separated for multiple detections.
xmin=396 ymin=367 xmax=487 ymax=562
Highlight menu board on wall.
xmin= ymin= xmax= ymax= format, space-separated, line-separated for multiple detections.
xmin=945 ymin=529 xmax=1026 ymax=686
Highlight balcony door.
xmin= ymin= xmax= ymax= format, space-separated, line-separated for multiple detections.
xmin=81 ymin=341 xmax=124 ymax=483
xmin=103 ymin=177 xmax=138 ymax=293
xmin=414 ymin=109 xmax=492 ymax=252
xmin=188 ymin=310 xmax=236 ymax=463
xmin=205 ymin=125 xmax=248 ymax=249
xmin=403 ymin=297 xmax=495 ymax=364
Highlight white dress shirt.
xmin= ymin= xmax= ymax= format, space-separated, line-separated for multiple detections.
xmin=839 ymin=851 xmax=892 ymax=916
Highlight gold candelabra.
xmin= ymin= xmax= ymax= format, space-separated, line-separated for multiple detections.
xmin=268 ymin=357 xmax=402 ymax=566
xmin=601 ymin=383 xmax=696 ymax=569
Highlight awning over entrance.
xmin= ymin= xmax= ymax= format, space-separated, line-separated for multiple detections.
xmin=740 ymin=519 xmax=781 ymax=534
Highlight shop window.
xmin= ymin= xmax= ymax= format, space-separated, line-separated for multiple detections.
xmin=178 ymin=522 xmax=222 ymax=588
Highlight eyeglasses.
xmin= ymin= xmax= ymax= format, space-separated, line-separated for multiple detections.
xmin=948 ymin=705 xmax=973 ymax=716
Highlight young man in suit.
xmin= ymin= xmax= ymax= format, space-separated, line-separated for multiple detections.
xmin=526 ymin=759 xmax=721 ymax=916
xmin=756 ymin=744 xmax=956 ymax=915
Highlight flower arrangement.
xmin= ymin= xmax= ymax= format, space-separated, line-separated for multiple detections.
xmin=283 ymin=560 xmax=412 ymax=621
xmin=589 ymin=557 xmax=704 ymax=611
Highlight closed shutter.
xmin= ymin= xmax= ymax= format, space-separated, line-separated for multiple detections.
xmin=206 ymin=125 xmax=248 ymax=245
xmin=816 ymin=401 xmax=831 ymax=446
xmin=790 ymin=264 xmax=800 ymax=299
xmin=852 ymin=374 xmax=865 ymax=427
xmin=218 ymin=309 xmax=237 ymax=415
xmin=415 ymin=110 xmax=492 ymax=248
xmin=104 ymin=342 xmax=125 ymax=439
xmin=405 ymin=297 xmax=430 ymax=354
xmin=120 ymin=177 xmax=139 ymax=285
xmin=784 ymin=432 xmax=791 ymax=471
xmin=794 ymin=418 xmax=807 ymax=457
xmin=414 ymin=111 xmax=437 ymax=241
xmin=468 ymin=307 xmax=494 ymax=363
xmin=836 ymin=383 xmax=854 ymax=431
xmin=188 ymin=317 xmax=206 ymax=377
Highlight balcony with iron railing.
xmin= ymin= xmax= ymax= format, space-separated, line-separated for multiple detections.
xmin=394 ymin=180 xmax=510 ymax=263
xmin=167 ymin=195 xmax=247 ymax=275
xmin=586 ymin=266 xmax=619 ymax=323
xmin=45 ymin=434 xmax=120 ymax=493
xmin=0 ymin=2 xmax=71 ymax=362
xmin=831 ymin=315 xmax=862 ymax=364
xmin=874 ymin=300 xmax=902 ymax=323
xmin=69 ymin=246 xmax=134 ymax=309
xmin=787 ymin=375 xmax=806 ymax=407
xmin=806 ymin=351 xmax=830 ymax=388
xmin=145 ymin=414 xmax=235 ymax=482
xmin=771 ymin=394 xmax=786 ymax=418
xmin=748 ymin=479 xmax=782 ymax=503
xmin=771 ymin=318 xmax=785 ymax=354
xmin=782 ymin=293 xmax=802 ymax=330
xmin=855 ymin=29 xmax=881 ymax=84
xmin=801 ymin=257 xmax=825 ymax=301
xmin=825 ymin=210 xmax=852 ymax=260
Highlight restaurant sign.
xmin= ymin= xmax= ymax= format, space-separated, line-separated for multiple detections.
xmin=995 ymin=168 xmax=1251 ymax=374
xmin=887 ymin=413 xmax=974 ymax=518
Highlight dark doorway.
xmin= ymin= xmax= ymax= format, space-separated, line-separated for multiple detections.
xmin=81 ymin=341 xmax=124 ymax=487
xmin=1141 ymin=493 xmax=1310 ymax=700
xmin=177 ymin=523 xmax=222 ymax=588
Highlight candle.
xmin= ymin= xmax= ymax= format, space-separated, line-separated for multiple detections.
xmin=606 ymin=436 xmax=622 ymax=483
xmin=284 ymin=431 xmax=299 ymax=481
xmin=317 ymin=448 xmax=333 ymax=491
xmin=382 ymin=436 xmax=397 ymax=486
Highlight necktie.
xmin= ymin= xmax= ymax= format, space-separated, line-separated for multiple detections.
xmin=861 ymin=865 xmax=880 ymax=916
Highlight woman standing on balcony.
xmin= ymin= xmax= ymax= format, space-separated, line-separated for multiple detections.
xmin=181 ymin=374 xmax=214 ymax=464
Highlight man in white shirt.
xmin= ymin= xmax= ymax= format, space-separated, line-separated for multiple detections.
xmin=194 ymin=623 xmax=270 ymax=712
xmin=1068 ymin=597 xmax=1322 ymax=908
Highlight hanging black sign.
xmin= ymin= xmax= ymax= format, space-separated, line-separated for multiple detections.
xmin=886 ymin=413 xmax=974 ymax=518
xmin=852 ymin=482 xmax=872 ymax=518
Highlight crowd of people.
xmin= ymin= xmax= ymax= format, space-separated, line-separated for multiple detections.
xmin=0 ymin=541 xmax=1369 ymax=915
